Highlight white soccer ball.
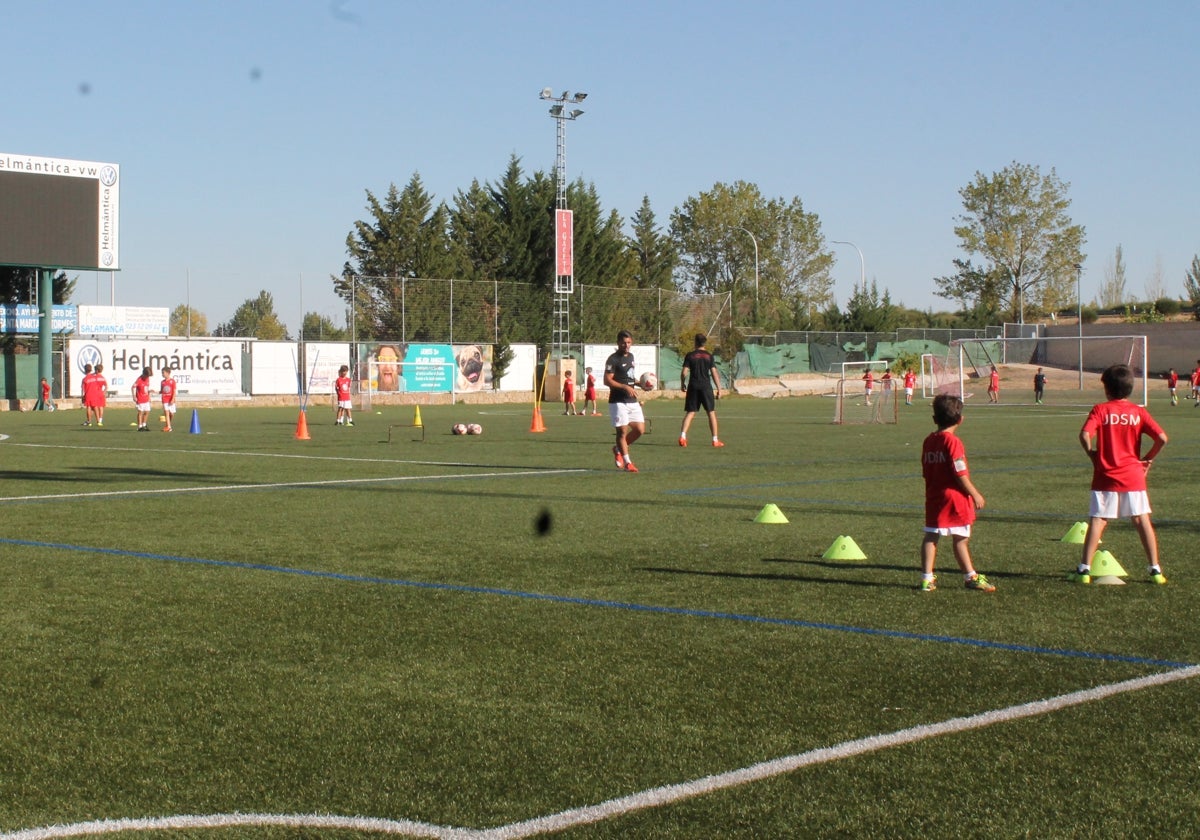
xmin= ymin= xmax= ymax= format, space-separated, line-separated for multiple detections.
xmin=639 ymin=372 xmax=658 ymax=392
xmin=467 ymin=423 xmax=482 ymax=435
xmin=452 ymin=423 xmax=468 ymax=435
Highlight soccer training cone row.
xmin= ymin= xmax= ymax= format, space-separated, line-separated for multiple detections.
xmin=413 ymin=405 xmax=423 ymax=428
xmin=1060 ymin=521 xmax=1089 ymax=544
xmin=189 ymin=409 xmax=201 ymax=435
xmin=753 ymin=504 xmax=789 ymax=524
xmin=1091 ymin=549 xmax=1128 ymax=585
xmin=529 ymin=404 xmax=547 ymax=433
xmin=294 ymin=410 xmax=311 ymax=441
xmin=822 ymin=535 xmax=867 ymax=561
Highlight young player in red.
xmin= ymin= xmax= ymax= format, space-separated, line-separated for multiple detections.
xmin=919 ymin=394 xmax=996 ymax=592
xmin=862 ymin=369 xmax=874 ymax=406
xmin=1166 ymin=368 xmax=1179 ymax=406
xmin=334 ymin=365 xmax=354 ymax=426
xmin=80 ymin=363 xmax=95 ymax=425
xmin=562 ymin=369 xmax=578 ymax=415
xmin=583 ymin=367 xmax=599 ymax=415
xmin=132 ymin=366 xmax=153 ymax=431
xmin=987 ymin=365 xmax=1000 ymax=403
xmin=1072 ymin=364 xmax=1168 ymax=584
xmin=92 ymin=364 xmax=108 ymax=426
xmin=903 ymin=369 xmax=916 ymax=406
xmin=159 ymin=367 xmax=178 ymax=431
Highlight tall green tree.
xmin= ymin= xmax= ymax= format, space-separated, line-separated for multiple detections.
xmin=169 ymin=304 xmax=208 ymax=336
xmin=951 ymin=162 xmax=1085 ymax=321
xmin=299 ymin=312 xmax=346 ymax=341
xmin=1097 ymin=244 xmax=1128 ymax=308
xmin=0 ymin=266 xmax=75 ymax=304
xmin=1183 ymin=255 xmax=1200 ymax=318
xmin=216 ymin=290 xmax=288 ymax=339
xmin=626 ymin=196 xmax=677 ymax=290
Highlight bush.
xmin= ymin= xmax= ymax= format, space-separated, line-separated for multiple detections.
xmin=1156 ymin=297 xmax=1182 ymax=316
xmin=1080 ymin=305 xmax=1100 ymax=324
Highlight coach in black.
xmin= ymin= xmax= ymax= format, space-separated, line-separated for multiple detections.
xmin=678 ymin=333 xmax=724 ymax=448
xmin=603 ymin=329 xmax=644 ymax=473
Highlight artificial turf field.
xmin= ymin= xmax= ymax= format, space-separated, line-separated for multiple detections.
xmin=1 ymin=391 xmax=1198 ymax=838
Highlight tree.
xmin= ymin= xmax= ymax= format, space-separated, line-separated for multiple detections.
xmin=1097 ymin=244 xmax=1128 ymax=308
xmin=216 ymin=290 xmax=289 ymax=339
xmin=0 ymin=266 xmax=75 ymax=305
xmin=299 ymin=312 xmax=346 ymax=341
xmin=1144 ymin=253 xmax=1167 ymax=302
xmin=170 ymin=304 xmax=208 ymax=337
xmin=669 ymin=181 xmax=832 ymax=329
xmin=626 ymin=196 xmax=677 ymax=290
xmin=1183 ymin=255 xmax=1200 ymax=318
xmin=952 ymin=162 xmax=1085 ymax=321
xmin=933 ymin=258 xmax=1005 ymax=322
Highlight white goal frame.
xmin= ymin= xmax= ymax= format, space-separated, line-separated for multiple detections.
xmin=953 ymin=335 xmax=1149 ymax=405
xmin=833 ymin=376 xmax=899 ymax=424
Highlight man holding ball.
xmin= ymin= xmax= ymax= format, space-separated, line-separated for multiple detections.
xmin=604 ymin=329 xmax=645 ymax=473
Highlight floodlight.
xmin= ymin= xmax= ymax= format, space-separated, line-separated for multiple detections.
xmin=572 ymin=92 xmax=587 ymax=102
xmin=549 ymin=105 xmax=563 ymax=116
xmin=560 ymin=90 xmax=568 ymax=99
xmin=540 ymin=87 xmax=553 ymax=99
xmin=570 ymin=109 xmax=584 ymax=118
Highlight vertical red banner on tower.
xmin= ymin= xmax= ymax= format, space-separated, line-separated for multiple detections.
xmin=555 ymin=209 xmax=574 ymax=276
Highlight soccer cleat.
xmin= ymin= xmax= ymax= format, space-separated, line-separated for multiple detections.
xmin=613 ymin=445 xmax=625 ymax=469
xmin=1069 ymin=571 xmax=1091 ymax=585
xmin=1151 ymin=572 xmax=1168 ymax=585
xmin=919 ymin=577 xmax=937 ymax=592
xmin=965 ymin=574 xmax=996 ymax=592
xmin=678 ymin=437 xmax=687 ymax=447
xmin=712 ymin=440 xmax=725 ymax=448
xmin=624 ymin=462 xmax=639 ymax=473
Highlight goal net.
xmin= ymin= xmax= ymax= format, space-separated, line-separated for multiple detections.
xmin=833 ymin=376 xmax=899 ymax=424
xmin=952 ymin=335 xmax=1149 ymax=405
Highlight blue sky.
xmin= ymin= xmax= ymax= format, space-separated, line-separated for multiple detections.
xmin=4 ymin=0 xmax=1197 ymax=331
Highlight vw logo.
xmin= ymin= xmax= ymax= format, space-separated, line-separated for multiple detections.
xmin=77 ymin=345 xmax=104 ymax=373
xmin=99 ymin=166 xmax=118 ymax=187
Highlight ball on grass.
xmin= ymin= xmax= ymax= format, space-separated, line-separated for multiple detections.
xmin=534 ymin=508 xmax=552 ymax=536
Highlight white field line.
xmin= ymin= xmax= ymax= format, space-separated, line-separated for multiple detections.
xmin=0 ymin=469 xmax=586 ymax=503
xmin=5 ymin=665 xmax=1197 ymax=840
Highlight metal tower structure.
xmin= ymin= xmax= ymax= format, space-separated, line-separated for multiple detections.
xmin=539 ymin=88 xmax=586 ymax=359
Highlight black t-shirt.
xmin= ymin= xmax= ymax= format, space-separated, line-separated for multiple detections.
xmin=605 ymin=350 xmax=637 ymax=403
xmin=683 ymin=349 xmax=716 ymax=393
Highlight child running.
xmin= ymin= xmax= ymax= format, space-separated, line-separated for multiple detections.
xmin=919 ymin=393 xmax=996 ymax=593
xmin=1071 ymin=364 xmax=1168 ymax=584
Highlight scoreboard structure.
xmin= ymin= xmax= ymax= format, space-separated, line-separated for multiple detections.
xmin=0 ymin=152 xmax=120 ymax=271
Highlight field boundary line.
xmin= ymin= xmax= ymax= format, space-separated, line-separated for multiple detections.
xmin=6 ymin=666 xmax=1198 ymax=840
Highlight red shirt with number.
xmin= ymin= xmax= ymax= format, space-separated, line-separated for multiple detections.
xmin=1081 ymin=399 xmax=1164 ymax=492
xmin=922 ymin=430 xmax=976 ymax=528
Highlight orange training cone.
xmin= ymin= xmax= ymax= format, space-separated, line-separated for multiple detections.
xmin=294 ymin=410 xmax=311 ymax=440
xmin=530 ymin=404 xmax=547 ymax=433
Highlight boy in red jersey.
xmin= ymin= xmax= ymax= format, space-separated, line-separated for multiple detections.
xmin=987 ymin=365 xmax=1000 ymax=403
xmin=919 ymin=394 xmax=995 ymax=592
xmin=334 ymin=365 xmax=354 ymax=426
xmin=562 ymin=369 xmax=578 ymax=415
xmin=903 ymin=368 xmax=916 ymax=406
xmin=159 ymin=367 xmax=178 ymax=431
xmin=92 ymin=364 xmax=108 ymax=426
xmin=861 ymin=369 xmax=874 ymax=406
xmin=1071 ymin=364 xmax=1168 ymax=584
xmin=132 ymin=366 xmax=153 ymax=431
xmin=1166 ymin=368 xmax=1178 ymax=406
xmin=583 ymin=367 xmax=599 ymax=415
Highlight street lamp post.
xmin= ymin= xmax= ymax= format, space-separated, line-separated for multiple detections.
xmin=733 ymin=226 xmax=759 ymax=324
xmin=830 ymin=241 xmax=865 ymax=293
xmin=540 ymin=88 xmax=587 ymax=362
xmin=1075 ymin=263 xmax=1083 ymax=389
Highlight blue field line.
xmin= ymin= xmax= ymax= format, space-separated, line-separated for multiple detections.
xmin=3 ymin=536 xmax=1193 ymax=670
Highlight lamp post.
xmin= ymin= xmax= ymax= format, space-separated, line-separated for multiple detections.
xmin=1075 ymin=263 xmax=1083 ymax=389
xmin=540 ymin=87 xmax=587 ymax=360
xmin=733 ymin=226 xmax=759 ymax=324
xmin=830 ymin=241 xmax=865 ymax=293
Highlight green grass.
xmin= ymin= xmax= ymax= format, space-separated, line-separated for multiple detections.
xmin=1 ymin=395 xmax=1199 ymax=838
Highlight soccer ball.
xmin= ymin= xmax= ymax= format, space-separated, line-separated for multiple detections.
xmin=452 ymin=423 xmax=468 ymax=435
xmin=639 ymin=372 xmax=658 ymax=391
xmin=467 ymin=423 xmax=482 ymax=435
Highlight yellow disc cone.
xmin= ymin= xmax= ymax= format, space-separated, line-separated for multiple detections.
xmin=754 ymin=504 xmax=789 ymax=524
xmin=1060 ymin=521 xmax=1089 ymax=544
xmin=822 ymin=535 xmax=867 ymax=561
xmin=1090 ymin=549 xmax=1128 ymax=582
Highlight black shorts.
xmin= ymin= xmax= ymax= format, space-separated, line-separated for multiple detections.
xmin=684 ymin=389 xmax=715 ymax=413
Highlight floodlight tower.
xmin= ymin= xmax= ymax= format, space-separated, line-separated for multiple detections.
xmin=540 ymin=87 xmax=586 ymax=360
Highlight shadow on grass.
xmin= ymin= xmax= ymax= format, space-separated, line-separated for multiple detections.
xmin=637 ymin=563 xmax=914 ymax=590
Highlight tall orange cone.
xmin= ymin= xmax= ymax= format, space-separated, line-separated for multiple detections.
xmin=294 ymin=410 xmax=311 ymax=440
xmin=530 ymin=403 xmax=547 ymax=433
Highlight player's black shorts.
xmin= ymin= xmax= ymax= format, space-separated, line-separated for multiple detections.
xmin=684 ymin=389 xmax=715 ymax=413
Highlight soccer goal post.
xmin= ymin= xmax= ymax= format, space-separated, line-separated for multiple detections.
xmin=953 ymin=334 xmax=1148 ymax=405
xmin=833 ymin=376 xmax=899 ymax=424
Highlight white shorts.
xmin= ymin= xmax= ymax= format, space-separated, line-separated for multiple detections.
xmin=924 ymin=525 xmax=972 ymax=538
xmin=905 ymin=387 xmax=914 ymax=397
xmin=338 ymin=399 xmax=353 ymax=410
xmin=609 ymin=401 xmax=645 ymax=428
xmin=163 ymin=402 xmax=176 ymax=415
xmin=136 ymin=401 xmax=151 ymax=412
xmin=1089 ymin=490 xmax=1151 ymax=519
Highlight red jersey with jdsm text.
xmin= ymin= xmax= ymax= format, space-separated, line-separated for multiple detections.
xmin=1081 ymin=399 xmax=1164 ymax=492
xmin=160 ymin=377 xmax=177 ymax=404
xmin=335 ymin=376 xmax=352 ymax=401
xmin=922 ymin=430 xmax=976 ymax=528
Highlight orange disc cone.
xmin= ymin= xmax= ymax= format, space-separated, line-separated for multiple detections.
xmin=294 ymin=410 xmax=311 ymax=440
xmin=530 ymin=404 xmax=547 ymax=433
